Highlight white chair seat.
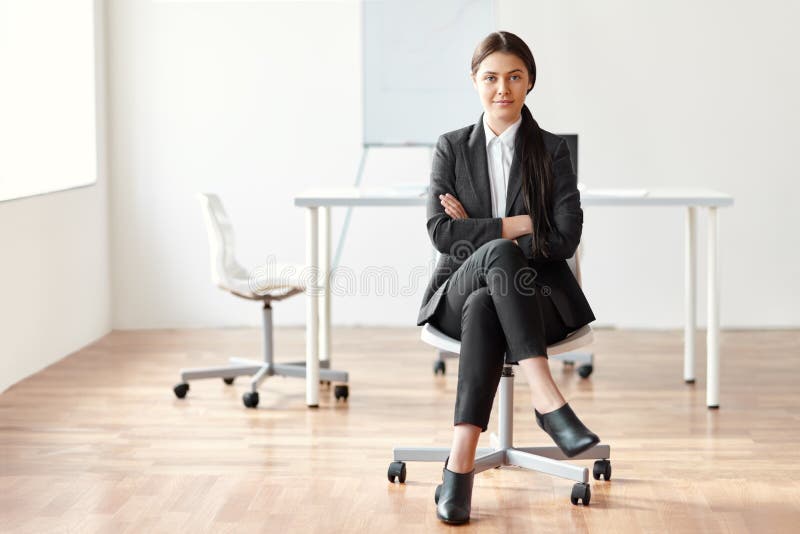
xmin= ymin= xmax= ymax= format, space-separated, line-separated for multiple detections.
xmin=222 ymin=261 xmax=307 ymax=299
xmin=421 ymin=323 xmax=594 ymax=357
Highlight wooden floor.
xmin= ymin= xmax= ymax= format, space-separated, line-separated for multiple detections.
xmin=1 ymin=327 xmax=799 ymax=533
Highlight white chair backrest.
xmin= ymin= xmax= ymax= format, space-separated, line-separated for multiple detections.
xmin=197 ymin=193 xmax=249 ymax=287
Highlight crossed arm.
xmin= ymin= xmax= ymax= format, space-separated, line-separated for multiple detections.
xmin=439 ymin=192 xmax=530 ymax=244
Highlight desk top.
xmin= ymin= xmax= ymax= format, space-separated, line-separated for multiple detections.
xmin=294 ymin=185 xmax=734 ymax=208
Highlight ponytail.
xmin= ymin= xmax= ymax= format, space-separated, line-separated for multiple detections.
xmin=518 ymin=104 xmax=554 ymax=259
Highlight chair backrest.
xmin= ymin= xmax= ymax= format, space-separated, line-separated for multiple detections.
xmin=197 ymin=193 xmax=249 ymax=288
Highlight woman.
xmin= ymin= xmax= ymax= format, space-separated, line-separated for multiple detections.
xmin=417 ymin=31 xmax=601 ymax=524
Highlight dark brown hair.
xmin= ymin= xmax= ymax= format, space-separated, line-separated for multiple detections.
xmin=471 ymin=31 xmax=554 ymax=259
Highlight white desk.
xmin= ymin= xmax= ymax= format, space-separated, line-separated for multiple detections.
xmin=294 ymin=186 xmax=733 ymax=408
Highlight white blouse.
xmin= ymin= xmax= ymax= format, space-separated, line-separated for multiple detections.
xmin=483 ymin=113 xmax=522 ymax=218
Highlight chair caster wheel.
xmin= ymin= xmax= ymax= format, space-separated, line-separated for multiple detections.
xmin=223 ymin=377 xmax=235 ymax=385
xmin=433 ymin=360 xmax=446 ymax=375
xmin=387 ymin=461 xmax=406 ymax=483
xmin=334 ymin=385 xmax=349 ymax=401
xmin=578 ymin=364 xmax=593 ymax=378
xmin=435 ymin=483 xmax=442 ymax=504
xmin=593 ymin=459 xmax=612 ymax=480
xmin=173 ymin=382 xmax=189 ymax=399
xmin=242 ymin=391 xmax=259 ymax=408
xmin=570 ymin=482 xmax=591 ymax=505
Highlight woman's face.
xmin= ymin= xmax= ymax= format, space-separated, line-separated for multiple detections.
xmin=471 ymin=51 xmax=532 ymax=127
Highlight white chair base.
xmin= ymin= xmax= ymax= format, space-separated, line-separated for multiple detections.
xmin=390 ymin=366 xmax=611 ymax=505
xmin=174 ymin=302 xmax=349 ymax=408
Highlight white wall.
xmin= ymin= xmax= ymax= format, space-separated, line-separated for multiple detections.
xmin=107 ymin=0 xmax=409 ymax=329
xmin=0 ymin=0 xmax=110 ymax=393
xmin=107 ymin=0 xmax=800 ymax=330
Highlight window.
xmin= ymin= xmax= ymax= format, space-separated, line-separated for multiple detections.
xmin=0 ymin=0 xmax=97 ymax=202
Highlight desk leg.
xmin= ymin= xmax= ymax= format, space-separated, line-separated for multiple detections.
xmin=706 ymin=207 xmax=720 ymax=408
xmin=306 ymin=207 xmax=320 ymax=407
xmin=320 ymin=206 xmax=331 ymax=365
xmin=684 ymin=207 xmax=697 ymax=383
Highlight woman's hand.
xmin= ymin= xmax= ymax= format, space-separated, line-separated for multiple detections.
xmin=439 ymin=193 xmax=469 ymax=219
xmin=501 ymin=214 xmax=533 ymax=240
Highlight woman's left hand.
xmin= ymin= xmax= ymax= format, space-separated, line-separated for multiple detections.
xmin=439 ymin=193 xmax=469 ymax=219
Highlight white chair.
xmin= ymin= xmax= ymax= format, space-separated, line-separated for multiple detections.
xmin=172 ymin=193 xmax=349 ymax=408
xmin=432 ymin=243 xmax=594 ymax=378
xmin=389 ymin=247 xmax=611 ymax=506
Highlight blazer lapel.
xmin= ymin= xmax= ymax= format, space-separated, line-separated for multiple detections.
xmin=505 ymin=112 xmax=529 ymax=216
xmin=505 ymin=151 xmax=522 ymax=216
xmin=463 ymin=113 xmax=492 ymax=218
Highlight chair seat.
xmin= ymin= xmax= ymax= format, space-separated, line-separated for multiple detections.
xmin=221 ymin=261 xmax=306 ymax=300
xmin=421 ymin=323 xmax=593 ymax=357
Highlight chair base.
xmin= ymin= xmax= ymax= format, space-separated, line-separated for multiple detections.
xmin=177 ymin=357 xmax=349 ymax=408
xmin=391 ymin=444 xmax=608 ymax=507
xmin=174 ymin=302 xmax=349 ymax=407
xmin=393 ymin=443 xmax=610 ymax=482
xmin=179 ymin=357 xmax=348 ymax=387
xmin=389 ymin=367 xmax=610 ymax=506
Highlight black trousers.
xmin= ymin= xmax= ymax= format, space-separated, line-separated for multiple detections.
xmin=429 ymin=238 xmax=572 ymax=432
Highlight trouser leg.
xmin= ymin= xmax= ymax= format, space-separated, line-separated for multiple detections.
xmin=452 ymin=287 xmax=506 ymax=431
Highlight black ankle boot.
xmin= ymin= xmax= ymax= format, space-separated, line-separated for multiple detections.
xmin=434 ymin=458 xmax=474 ymax=525
xmin=535 ymin=402 xmax=600 ymax=458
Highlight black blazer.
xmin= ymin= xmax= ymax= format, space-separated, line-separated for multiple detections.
xmin=416 ymin=113 xmax=596 ymax=330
